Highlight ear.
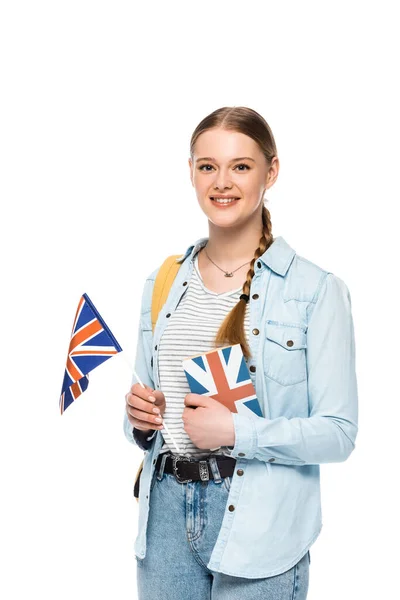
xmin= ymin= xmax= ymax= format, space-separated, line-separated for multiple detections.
xmin=188 ymin=157 xmax=194 ymax=187
xmin=266 ymin=156 xmax=279 ymax=188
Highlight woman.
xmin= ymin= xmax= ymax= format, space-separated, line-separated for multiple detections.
xmin=124 ymin=106 xmax=358 ymax=600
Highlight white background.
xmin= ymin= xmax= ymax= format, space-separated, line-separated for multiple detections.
xmin=1 ymin=1 xmax=398 ymax=598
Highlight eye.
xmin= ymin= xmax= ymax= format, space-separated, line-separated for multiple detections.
xmin=198 ymin=163 xmax=250 ymax=172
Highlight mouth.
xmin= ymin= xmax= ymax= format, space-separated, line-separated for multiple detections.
xmin=209 ymin=196 xmax=241 ymax=205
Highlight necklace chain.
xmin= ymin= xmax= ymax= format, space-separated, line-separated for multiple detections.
xmin=203 ymin=246 xmax=251 ymax=277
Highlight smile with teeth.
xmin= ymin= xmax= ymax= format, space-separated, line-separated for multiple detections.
xmin=210 ymin=197 xmax=240 ymax=204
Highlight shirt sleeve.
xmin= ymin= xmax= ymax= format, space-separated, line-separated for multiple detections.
xmin=123 ymin=273 xmax=159 ymax=453
xmin=227 ymin=272 xmax=359 ymax=466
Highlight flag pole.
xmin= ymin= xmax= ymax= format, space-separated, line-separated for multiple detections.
xmin=120 ymin=352 xmax=183 ymax=454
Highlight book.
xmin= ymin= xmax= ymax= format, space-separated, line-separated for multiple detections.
xmin=182 ymin=343 xmax=263 ymax=419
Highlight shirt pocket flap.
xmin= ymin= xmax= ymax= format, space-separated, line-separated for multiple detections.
xmin=265 ymin=323 xmax=307 ymax=351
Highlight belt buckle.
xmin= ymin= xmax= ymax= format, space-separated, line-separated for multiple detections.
xmin=172 ymin=455 xmax=193 ymax=484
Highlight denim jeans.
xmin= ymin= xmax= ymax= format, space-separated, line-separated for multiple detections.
xmin=135 ymin=454 xmax=310 ymax=599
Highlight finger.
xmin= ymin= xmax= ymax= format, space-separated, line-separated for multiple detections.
xmin=126 ymin=389 xmax=155 ymax=408
xmin=127 ymin=414 xmax=163 ymax=431
xmin=130 ymin=381 xmax=154 ymax=399
xmin=127 ymin=399 xmax=163 ymax=420
xmin=150 ymin=389 xmax=165 ymax=405
xmin=127 ymin=405 xmax=164 ymax=428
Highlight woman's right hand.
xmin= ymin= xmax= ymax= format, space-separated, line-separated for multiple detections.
xmin=125 ymin=382 xmax=166 ymax=433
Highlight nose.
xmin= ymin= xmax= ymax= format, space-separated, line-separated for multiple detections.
xmin=213 ymin=168 xmax=233 ymax=191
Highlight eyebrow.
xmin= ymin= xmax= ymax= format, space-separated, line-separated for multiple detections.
xmin=195 ymin=156 xmax=256 ymax=164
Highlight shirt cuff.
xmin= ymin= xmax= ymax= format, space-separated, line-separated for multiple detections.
xmin=132 ymin=427 xmax=157 ymax=451
xmin=227 ymin=413 xmax=258 ymax=460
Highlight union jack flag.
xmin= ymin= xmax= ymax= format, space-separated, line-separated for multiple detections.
xmin=182 ymin=344 xmax=263 ymax=418
xmin=59 ymin=293 xmax=122 ymax=415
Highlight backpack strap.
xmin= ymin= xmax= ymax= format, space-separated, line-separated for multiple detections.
xmin=151 ymin=255 xmax=182 ymax=333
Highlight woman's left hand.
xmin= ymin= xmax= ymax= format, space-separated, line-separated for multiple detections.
xmin=182 ymin=393 xmax=235 ymax=449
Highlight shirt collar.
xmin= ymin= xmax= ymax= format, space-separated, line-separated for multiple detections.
xmin=259 ymin=236 xmax=296 ymax=276
xmin=176 ymin=235 xmax=295 ymax=277
xmin=175 ymin=237 xmax=209 ymax=264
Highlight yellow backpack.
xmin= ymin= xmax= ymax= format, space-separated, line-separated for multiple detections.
xmin=134 ymin=254 xmax=182 ymax=502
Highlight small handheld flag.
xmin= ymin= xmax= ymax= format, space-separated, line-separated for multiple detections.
xmin=59 ymin=293 xmax=123 ymax=414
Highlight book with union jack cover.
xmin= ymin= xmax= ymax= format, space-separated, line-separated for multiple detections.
xmin=182 ymin=343 xmax=263 ymax=418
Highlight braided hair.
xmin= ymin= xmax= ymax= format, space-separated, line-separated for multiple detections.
xmin=214 ymin=204 xmax=273 ymax=359
xmin=190 ymin=106 xmax=277 ymax=359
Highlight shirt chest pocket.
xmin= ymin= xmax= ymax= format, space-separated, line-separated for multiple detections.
xmin=263 ymin=321 xmax=307 ymax=386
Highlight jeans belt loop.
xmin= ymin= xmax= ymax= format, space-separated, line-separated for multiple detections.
xmin=208 ymin=456 xmax=222 ymax=483
xmin=156 ymin=452 xmax=168 ymax=481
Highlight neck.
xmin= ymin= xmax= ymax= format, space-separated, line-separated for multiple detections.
xmin=203 ymin=222 xmax=264 ymax=267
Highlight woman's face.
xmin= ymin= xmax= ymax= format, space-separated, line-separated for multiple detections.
xmin=188 ymin=127 xmax=278 ymax=229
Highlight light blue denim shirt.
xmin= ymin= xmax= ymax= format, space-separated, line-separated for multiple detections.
xmin=123 ymin=235 xmax=358 ymax=578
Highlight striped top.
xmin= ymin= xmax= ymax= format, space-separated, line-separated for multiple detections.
xmin=157 ymin=243 xmax=250 ymax=459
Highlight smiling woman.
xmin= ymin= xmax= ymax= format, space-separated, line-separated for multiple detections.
xmin=124 ymin=106 xmax=358 ymax=600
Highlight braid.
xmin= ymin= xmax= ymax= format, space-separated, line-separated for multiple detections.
xmin=214 ymin=204 xmax=274 ymax=360
xmin=189 ymin=105 xmax=278 ymax=359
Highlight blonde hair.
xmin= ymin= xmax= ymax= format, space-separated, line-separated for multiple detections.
xmin=190 ymin=107 xmax=277 ymax=359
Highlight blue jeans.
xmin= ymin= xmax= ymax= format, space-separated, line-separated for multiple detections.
xmin=135 ymin=455 xmax=310 ymax=599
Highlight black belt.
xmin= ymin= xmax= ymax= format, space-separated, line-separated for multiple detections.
xmin=155 ymin=453 xmax=237 ymax=484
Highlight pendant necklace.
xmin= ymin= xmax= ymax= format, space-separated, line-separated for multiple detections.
xmin=203 ymin=246 xmax=251 ymax=277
